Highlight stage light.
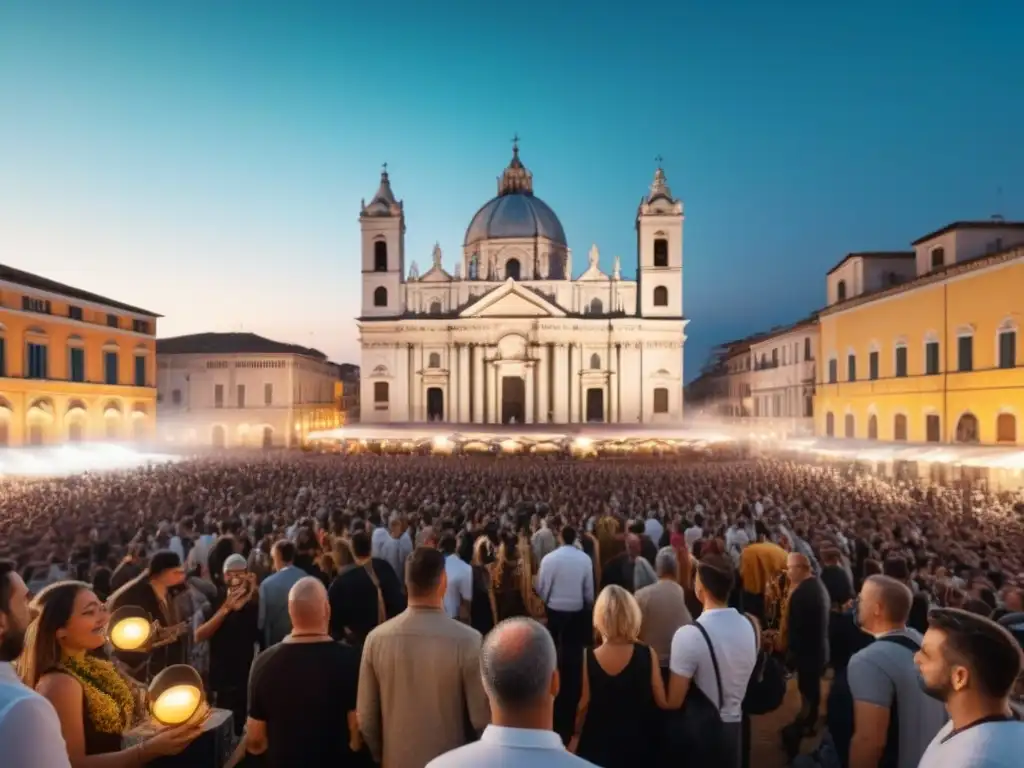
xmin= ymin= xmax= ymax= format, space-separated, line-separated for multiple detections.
xmin=108 ymin=606 xmax=153 ymax=652
xmin=574 ymin=437 xmax=593 ymax=450
xmin=149 ymin=665 xmax=207 ymax=726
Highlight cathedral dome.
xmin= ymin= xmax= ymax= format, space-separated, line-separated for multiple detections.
xmin=463 ymin=139 xmax=567 ymax=247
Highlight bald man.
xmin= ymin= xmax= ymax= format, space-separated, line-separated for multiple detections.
xmin=783 ymin=552 xmax=831 ymax=758
xmin=239 ymin=577 xmax=362 ymax=767
xmin=427 ymin=618 xmax=598 ymax=767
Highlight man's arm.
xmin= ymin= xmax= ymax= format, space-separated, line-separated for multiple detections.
xmin=847 ymin=654 xmax=894 ymax=768
xmin=665 ymin=625 xmax=699 ymax=709
xmin=582 ymin=556 xmax=595 ymax=605
xmin=357 ymin=638 xmax=384 ymax=763
xmin=458 ymin=567 xmax=473 ymax=623
xmin=462 ymin=633 xmax=491 ymax=732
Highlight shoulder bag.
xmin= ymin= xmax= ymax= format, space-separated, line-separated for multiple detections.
xmin=742 ymin=613 xmax=787 ymax=715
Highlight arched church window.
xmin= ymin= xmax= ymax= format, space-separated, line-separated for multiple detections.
xmin=374 ymin=241 xmax=388 ymax=272
xmin=653 ymin=238 xmax=669 ymax=267
xmin=505 ymin=258 xmax=521 ymax=281
xmin=653 ymin=286 xmax=668 ymax=307
xmin=836 ymin=280 xmax=847 ymax=301
xmin=589 ymin=298 xmax=603 ymax=315
xmin=428 ymin=300 xmax=442 ymax=315
xmin=428 ymin=352 xmax=441 ymax=368
xmin=373 ymin=287 xmax=388 ymax=307
xmin=468 ymin=252 xmax=479 ymax=280
xmin=589 ymin=353 xmax=600 ymax=370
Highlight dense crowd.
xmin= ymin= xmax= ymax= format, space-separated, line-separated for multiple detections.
xmin=0 ymin=452 xmax=1022 ymax=767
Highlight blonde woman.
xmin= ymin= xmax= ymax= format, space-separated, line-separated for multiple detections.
xmin=19 ymin=581 xmax=202 ymax=766
xmin=569 ymin=585 xmax=667 ymax=767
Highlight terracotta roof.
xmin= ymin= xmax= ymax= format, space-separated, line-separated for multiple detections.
xmin=0 ymin=263 xmax=160 ymax=316
xmin=911 ymin=220 xmax=1024 ymax=246
xmin=749 ymin=313 xmax=819 ymax=345
xmin=825 ymin=251 xmax=914 ymax=276
xmin=819 ymin=244 xmax=1024 ymax=318
xmin=157 ymin=332 xmax=327 ymax=360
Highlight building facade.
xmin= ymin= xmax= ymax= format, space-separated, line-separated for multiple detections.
xmin=816 ymin=221 xmax=1024 ymax=445
xmin=749 ymin=317 xmax=817 ymax=435
xmin=156 ymin=333 xmax=341 ymax=448
xmin=685 ymin=338 xmax=754 ymax=418
xmin=358 ymin=143 xmax=687 ymax=424
xmin=0 ymin=264 xmax=159 ymax=446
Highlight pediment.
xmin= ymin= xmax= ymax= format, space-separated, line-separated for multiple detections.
xmin=460 ymin=279 xmax=566 ymax=318
xmin=419 ymin=265 xmax=452 ymax=282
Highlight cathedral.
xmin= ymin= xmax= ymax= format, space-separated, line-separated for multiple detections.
xmin=357 ymin=141 xmax=687 ymax=425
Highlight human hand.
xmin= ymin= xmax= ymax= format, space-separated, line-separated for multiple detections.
xmin=144 ymin=720 xmax=204 ymax=756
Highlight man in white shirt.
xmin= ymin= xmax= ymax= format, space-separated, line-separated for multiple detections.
xmin=644 ymin=513 xmax=664 ymax=547
xmin=684 ymin=514 xmax=704 ymax=552
xmin=427 ymin=617 xmax=597 ymax=767
xmin=440 ymin=534 xmax=472 ymax=622
xmin=915 ymin=608 xmax=1024 ymax=767
xmin=536 ymin=526 xmax=595 ymax=740
xmin=666 ymin=553 xmax=757 ymax=768
xmin=0 ymin=560 xmax=72 ymax=768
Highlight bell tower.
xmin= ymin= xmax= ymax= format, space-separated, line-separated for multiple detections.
xmin=635 ymin=162 xmax=683 ymax=318
xmin=360 ymin=164 xmax=405 ymax=318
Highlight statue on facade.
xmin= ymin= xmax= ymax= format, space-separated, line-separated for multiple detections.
xmin=432 ymin=242 xmax=442 ymax=269
xmin=613 ymin=255 xmax=621 ymax=280
xmin=408 ymin=260 xmax=419 ymax=281
xmin=588 ymin=244 xmax=600 ymax=269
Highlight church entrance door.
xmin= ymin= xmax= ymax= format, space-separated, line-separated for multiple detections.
xmin=501 ymin=377 xmax=525 ymax=424
xmin=427 ymin=387 xmax=444 ymax=421
xmin=586 ymin=388 xmax=604 ymax=422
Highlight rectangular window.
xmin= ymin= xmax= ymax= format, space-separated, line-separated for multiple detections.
xmin=828 ymin=358 xmax=837 ymax=384
xmin=134 ymin=355 xmax=146 ymax=387
xmin=106 ymin=314 xmax=118 ymax=328
xmin=869 ymin=351 xmax=879 ymax=380
xmin=847 ymin=354 xmax=856 ymax=382
xmin=22 ymin=296 xmax=51 ymax=314
xmin=27 ymin=343 xmax=48 ymax=379
xmin=373 ymin=381 xmax=389 ymax=407
xmin=214 ymin=384 xmax=224 ymax=408
xmin=653 ymin=388 xmax=669 ymax=413
xmin=68 ymin=305 xmax=83 ymax=321
xmin=103 ymin=351 xmax=118 ymax=385
xmin=69 ymin=347 xmax=85 ymax=382
xmin=132 ymin=319 xmax=150 ymax=334
xmin=926 ymin=342 xmax=940 ymax=375
xmin=895 ymin=346 xmax=908 ymax=377
xmin=172 ymin=389 xmax=182 ymax=405
xmin=237 ymin=384 xmax=246 ymax=408
xmin=999 ymin=331 xmax=1016 ymax=369
xmin=926 ymin=414 xmax=941 ymax=443
xmin=957 ymin=335 xmax=973 ymax=372
xmin=264 ymin=383 xmax=273 ymax=405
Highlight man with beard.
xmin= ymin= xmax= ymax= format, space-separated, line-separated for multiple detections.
xmin=0 ymin=559 xmax=72 ymax=767
xmin=915 ymin=608 xmax=1024 ymax=767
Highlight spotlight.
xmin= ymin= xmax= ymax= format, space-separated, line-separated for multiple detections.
xmin=148 ymin=665 xmax=207 ymax=726
xmin=107 ymin=606 xmax=153 ymax=652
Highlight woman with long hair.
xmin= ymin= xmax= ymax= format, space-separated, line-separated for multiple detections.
xmin=19 ymin=581 xmax=201 ymax=765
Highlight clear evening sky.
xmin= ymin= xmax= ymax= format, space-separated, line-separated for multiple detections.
xmin=2 ymin=1 xmax=1022 ymax=379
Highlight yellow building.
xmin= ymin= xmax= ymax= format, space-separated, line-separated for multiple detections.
xmin=0 ymin=264 xmax=159 ymax=446
xmin=815 ymin=221 xmax=1024 ymax=445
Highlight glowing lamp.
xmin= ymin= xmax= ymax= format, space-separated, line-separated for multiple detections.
xmin=108 ymin=606 xmax=152 ymax=652
xmin=148 ymin=665 xmax=206 ymax=726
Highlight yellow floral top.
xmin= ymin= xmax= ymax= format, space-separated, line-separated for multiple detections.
xmin=60 ymin=654 xmax=137 ymax=736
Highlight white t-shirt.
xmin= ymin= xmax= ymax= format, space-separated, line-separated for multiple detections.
xmin=443 ymin=555 xmax=473 ymax=619
xmin=669 ymin=607 xmax=757 ymax=723
xmin=917 ymin=716 xmax=1024 ymax=768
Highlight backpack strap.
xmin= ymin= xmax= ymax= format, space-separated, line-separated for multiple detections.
xmin=693 ymin=621 xmax=725 ymax=712
xmin=877 ymin=634 xmax=921 ymax=653
xmin=363 ymin=560 xmax=387 ymax=625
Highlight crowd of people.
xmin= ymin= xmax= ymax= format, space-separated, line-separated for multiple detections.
xmin=0 ymin=451 xmax=1022 ymax=767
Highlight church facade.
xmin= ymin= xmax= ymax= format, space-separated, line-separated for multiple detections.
xmin=358 ymin=143 xmax=687 ymax=425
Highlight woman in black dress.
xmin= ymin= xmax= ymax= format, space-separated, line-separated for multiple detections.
xmin=569 ymin=584 xmax=668 ymax=767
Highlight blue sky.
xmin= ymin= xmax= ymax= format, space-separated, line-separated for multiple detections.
xmin=2 ymin=1 xmax=1022 ymax=377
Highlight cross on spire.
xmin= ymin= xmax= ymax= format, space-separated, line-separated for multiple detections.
xmin=382 ymin=161 xmax=388 ymax=174
xmin=512 ymin=133 xmax=520 ymax=149
xmin=655 ymin=154 xmax=663 ymax=166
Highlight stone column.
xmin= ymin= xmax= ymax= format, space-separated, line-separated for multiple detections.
xmin=490 ymin=357 xmax=501 ymax=424
xmin=567 ymin=344 xmax=577 ymax=424
xmin=552 ymin=344 xmax=567 ymax=423
xmin=472 ymin=345 xmax=484 ymax=423
xmin=608 ymin=342 xmax=618 ymax=423
xmin=525 ymin=362 xmax=535 ymax=424
xmin=537 ymin=344 xmax=550 ymax=423
xmin=458 ymin=345 xmax=471 ymax=422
